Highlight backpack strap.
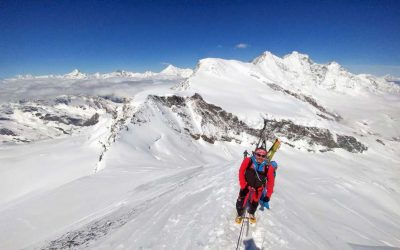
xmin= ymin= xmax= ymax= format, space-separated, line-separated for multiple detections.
xmin=249 ymin=156 xmax=269 ymax=182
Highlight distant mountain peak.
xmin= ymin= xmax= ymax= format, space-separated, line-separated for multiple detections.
xmin=160 ymin=64 xmax=179 ymax=74
xmin=326 ymin=61 xmax=344 ymax=70
xmin=160 ymin=64 xmax=193 ymax=77
xmin=71 ymin=69 xmax=81 ymax=74
xmin=283 ymin=51 xmax=314 ymax=65
xmin=64 ymin=69 xmax=87 ymax=79
xmin=252 ymin=51 xmax=281 ymax=65
xmin=184 ymin=51 xmax=400 ymax=95
xmin=287 ymin=51 xmax=309 ymax=58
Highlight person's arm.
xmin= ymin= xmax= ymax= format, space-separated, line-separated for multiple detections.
xmin=265 ymin=164 xmax=275 ymax=198
xmin=238 ymin=158 xmax=250 ymax=189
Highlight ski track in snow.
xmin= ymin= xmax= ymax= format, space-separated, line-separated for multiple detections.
xmin=34 ymin=165 xmax=205 ymax=249
xmin=13 ymin=150 xmax=400 ymax=250
xmin=32 ymin=159 xmax=289 ymax=250
xmin=33 ymin=162 xmax=240 ymax=249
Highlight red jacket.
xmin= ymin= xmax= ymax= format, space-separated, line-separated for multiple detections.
xmin=238 ymin=157 xmax=275 ymax=198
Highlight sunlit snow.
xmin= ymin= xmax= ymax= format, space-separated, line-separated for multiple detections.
xmin=0 ymin=53 xmax=399 ymax=250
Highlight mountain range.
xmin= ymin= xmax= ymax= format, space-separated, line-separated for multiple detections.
xmin=11 ymin=64 xmax=194 ymax=80
xmin=0 ymin=51 xmax=399 ymax=250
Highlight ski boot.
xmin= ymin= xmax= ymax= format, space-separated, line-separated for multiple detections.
xmin=249 ymin=213 xmax=256 ymax=224
xmin=235 ymin=215 xmax=243 ymax=224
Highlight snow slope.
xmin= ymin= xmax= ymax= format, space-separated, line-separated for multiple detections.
xmin=0 ymin=51 xmax=399 ymax=250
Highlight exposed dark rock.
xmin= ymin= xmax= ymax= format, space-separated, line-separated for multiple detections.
xmin=319 ymin=148 xmax=334 ymax=153
xmin=56 ymin=127 xmax=70 ymax=135
xmin=261 ymin=119 xmax=339 ymax=148
xmin=145 ymin=93 xmax=367 ymax=153
xmin=221 ymin=135 xmax=233 ymax=142
xmin=392 ymin=137 xmax=400 ymax=142
xmin=100 ymin=95 xmax=126 ymax=103
xmin=0 ymin=128 xmax=17 ymax=136
xmin=55 ymin=96 xmax=71 ymax=105
xmin=14 ymin=138 xmax=30 ymax=143
xmin=190 ymin=133 xmax=201 ymax=140
xmin=262 ymin=119 xmax=367 ymax=153
xmin=82 ymin=113 xmax=99 ymax=126
xmin=20 ymin=106 xmax=38 ymax=112
xmin=376 ymin=139 xmax=385 ymax=145
xmin=317 ymin=113 xmax=333 ymax=121
xmin=0 ymin=117 xmax=10 ymax=121
xmin=42 ymin=114 xmax=83 ymax=126
xmin=337 ymin=135 xmax=368 ymax=153
xmin=201 ymin=135 xmax=216 ymax=144
xmin=153 ymin=95 xmax=186 ymax=108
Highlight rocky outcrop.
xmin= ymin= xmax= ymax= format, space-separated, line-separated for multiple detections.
xmin=0 ymin=128 xmax=17 ymax=136
xmin=337 ymin=135 xmax=368 ymax=153
xmin=40 ymin=112 xmax=99 ymax=127
xmin=82 ymin=113 xmax=100 ymax=126
xmin=42 ymin=114 xmax=83 ymax=126
xmin=132 ymin=93 xmax=367 ymax=153
xmin=261 ymin=119 xmax=367 ymax=153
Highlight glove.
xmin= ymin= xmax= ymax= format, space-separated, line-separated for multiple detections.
xmin=259 ymin=199 xmax=270 ymax=210
xmin=259 ymin=196 xmax=270 ymax=210
xmin=262 ymin=196 xmax=270 ymax=203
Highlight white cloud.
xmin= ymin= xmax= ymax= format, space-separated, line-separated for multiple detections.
xmin=235 ymin=43 xmax=249 ymax=49
xmin=345 ymin=64 xmax=400 ymax=77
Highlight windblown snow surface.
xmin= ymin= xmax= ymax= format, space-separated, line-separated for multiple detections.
xmin=0 ymin=53 xmax=400 ymax=250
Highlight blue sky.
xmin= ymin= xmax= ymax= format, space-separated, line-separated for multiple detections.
xmin=1 ymin=0 xmax=399 ymax=78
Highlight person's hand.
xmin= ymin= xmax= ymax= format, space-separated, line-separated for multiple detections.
xmin=259 ymin=196 xmax=270 ymax=210
xmin=261 ymin=200 xmax=269 ymax=209
xmin=262 ymin=196 xmax=270 ymax=203
xmin=259 ymin=198 xmax=270 ymax=209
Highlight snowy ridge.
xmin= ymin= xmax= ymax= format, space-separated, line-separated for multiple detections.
xmin=131 ymin=93 xmax=367 ymax=153
xmin=178 ymin=51 xmax=399 ymax=95
xmin=253 ymin=51 xmax=400 ymax=93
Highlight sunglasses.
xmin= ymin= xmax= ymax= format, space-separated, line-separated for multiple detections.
xmin=256 ymin=153 xmax=267 ymax=158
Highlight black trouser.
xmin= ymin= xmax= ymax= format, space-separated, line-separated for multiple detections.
xmin=235 ymin=187 xmax=259 ymax=216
